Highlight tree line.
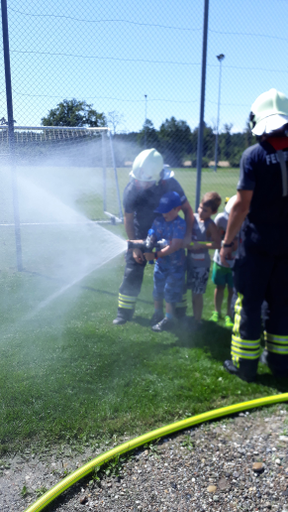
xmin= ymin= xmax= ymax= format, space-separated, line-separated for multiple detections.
xmin=40 ymin=99 xmax=256 ymax=168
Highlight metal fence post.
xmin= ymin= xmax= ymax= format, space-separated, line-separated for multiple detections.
xmin=1 ymin=0 xmax=22 ymax=271
xmin=195 ymin=0 xmax=209 ymax=211
xmin=108 ymin=131 xmax=123 ymax=221
xmin=214 ymin=54 xmax=225 ymax=172
xmin=101 ymin=131 xmax=107 ymax=213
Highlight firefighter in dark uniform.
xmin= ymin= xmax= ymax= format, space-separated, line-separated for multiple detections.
xmin=220 ymin=88 xmax=288 ymax=382
xmin=113 ymin=148 xmax=194 ymax=325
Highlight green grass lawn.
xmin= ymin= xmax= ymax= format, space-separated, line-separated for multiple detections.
xmin=1 ymin=166 xmax=287 ymax=457
xmin=1 ymin=239 xmax=288 ymax=457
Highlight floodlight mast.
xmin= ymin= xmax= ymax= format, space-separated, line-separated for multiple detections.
xmin=214 ymin=53 xmax=225 ymax=173
xmin=195 ymin=0 xmax=209 ymax=210
xmin=1 ymin=0 xmax=22 ymax=270
xmin=144 ymin=95 xmax=147 ymax=149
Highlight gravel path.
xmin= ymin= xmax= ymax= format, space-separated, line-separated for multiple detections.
xmin=1 ymin=404 xmax=288 ymax=512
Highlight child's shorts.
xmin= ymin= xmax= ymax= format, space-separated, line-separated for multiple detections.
xmin=187 ymin=266 xmax=210 ymax=294
xmin=187 ymin=254 xmax=210 ymax=294
xmin=212 ymin=262 xmax=234 ymax=288
xmin=153 ymin=267 xmax=185 ymax=304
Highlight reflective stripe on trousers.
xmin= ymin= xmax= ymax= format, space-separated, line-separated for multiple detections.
xmin=231 ymin=293 xmax=260 ymax=368
xmin=118 ymin=293 xmax=137 ymax=310
xmin=264 ymin=331 xmax=288 ymax=355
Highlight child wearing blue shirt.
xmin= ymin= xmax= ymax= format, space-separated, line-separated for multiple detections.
xmin=144 ymin=191 xmax=186 ymax=332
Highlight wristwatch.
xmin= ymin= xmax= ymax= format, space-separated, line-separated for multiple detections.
xmin=221 ymin=240 xmax=234 ymax=248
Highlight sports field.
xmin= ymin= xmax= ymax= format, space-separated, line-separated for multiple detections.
xmin=0 ymin=166 xmax=287 ymax=457
xmin=79 ymin=166 xmax=241 ymax=221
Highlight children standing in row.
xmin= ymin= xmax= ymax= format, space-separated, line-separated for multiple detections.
xmin=136 ymin=190 xmax=231 ymax=331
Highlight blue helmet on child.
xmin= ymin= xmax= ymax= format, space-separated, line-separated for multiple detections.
xmin=154 ymin=191 xmax=182 ymax=213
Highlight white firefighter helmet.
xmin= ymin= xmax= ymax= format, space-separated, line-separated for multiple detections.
xmin=130 ymin=148 xmax=164 ymax=182
xmin=224 ymin=194 xmax=237 ymax=217
xmin=249 ymin=88 xmax=288 ymax=136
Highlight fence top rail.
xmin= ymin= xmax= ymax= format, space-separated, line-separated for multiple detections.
xmin=0 ymin=126 xmax=110 ymax=131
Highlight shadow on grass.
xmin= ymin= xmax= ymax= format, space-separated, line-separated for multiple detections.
xmin=255 ymin=372 xmax=288 ymax=392
xmin=172 ymin=319 xmax=288 ymax=393
xmin=132 ymin=315 xmax=152 ymax=327
xmin=173 ymin=318 xmax=231 ymax=359
xmin=104 ymin=311 xmax=288 ymax=393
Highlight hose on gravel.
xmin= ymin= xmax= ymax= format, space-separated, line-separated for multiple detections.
xmin=24 ymin=392 xmax=288 ymax=512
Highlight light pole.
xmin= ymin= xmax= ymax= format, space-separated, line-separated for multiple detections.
xmin=214 ymin=53 xmax=225 ymax=172
xmin=144 ymin=94 xmax=147 ymax=149
xmin=195 ymin=0 xmax=209 ymax=210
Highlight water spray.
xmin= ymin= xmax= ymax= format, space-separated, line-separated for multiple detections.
xmin=25 ymin=246 xmax=126 ymax=320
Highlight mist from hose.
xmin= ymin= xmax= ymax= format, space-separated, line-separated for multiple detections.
xmin=1 ymin=138 xmax=131 ymax=338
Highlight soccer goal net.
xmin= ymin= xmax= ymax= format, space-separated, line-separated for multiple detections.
xmin=0 ymin=126 xmax=125 ymax=273
xmin=0 ymin=126 xmax=123 ymax=226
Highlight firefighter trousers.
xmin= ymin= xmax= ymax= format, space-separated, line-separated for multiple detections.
xmin=232 ymin=246 xmax=288 ymax=380
xmin=117 ymin=251 xmax=187 ymax=320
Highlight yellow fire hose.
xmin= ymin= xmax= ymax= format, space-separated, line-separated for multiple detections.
xmin=24 ymin=393 xmax=288 ymax=512
xmin=189 ymin=241 xmax=210 ymax=245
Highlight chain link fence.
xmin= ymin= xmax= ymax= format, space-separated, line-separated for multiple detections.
xmin=1 ymin=0 xmax=287 ymax=269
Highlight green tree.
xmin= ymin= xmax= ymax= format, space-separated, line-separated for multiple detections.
xmin=41 ymin=99 xmax=106 ymax=127
xmin=243 ymin=120 xmax=256 ymax=149
xmin=158 ymin=117 xmax=192 ymax=166
xmin=107 ymin=110 xmax=125 ymax=135
xmin=137 ymin=119 xmax=159 ymax=148
xmin=219 ymin=123 xmax=233 ymax=161
xmin=189 ymin=122 xmax=215 ymax=166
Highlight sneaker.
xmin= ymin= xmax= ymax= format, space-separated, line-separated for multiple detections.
xmin=150 ymin=311 xmax=164 ymax=326
xmin=209 ymin=311 xmax=219 ymax=323
xmin=113 ymin=315 xmax=127 ymax=325
xmin=152 ymin=316 xmax=174 ymax=332
xmin=224 ymin=315 xmax=234 ymax=328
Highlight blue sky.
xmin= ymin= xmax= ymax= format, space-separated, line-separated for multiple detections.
xmin=1 ymin=0 xmax=288 ymax=134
